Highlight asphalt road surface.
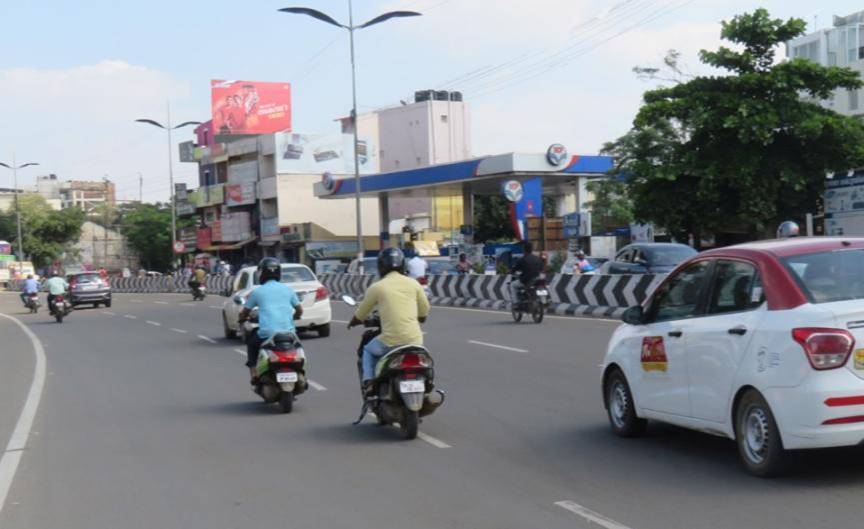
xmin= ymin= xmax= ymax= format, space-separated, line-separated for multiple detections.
xmin=3 ymin=291 xmax=864 ymax=529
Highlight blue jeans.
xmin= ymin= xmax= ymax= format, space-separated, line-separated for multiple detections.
xmin=362 ymin=337 xmax=393 ymax=383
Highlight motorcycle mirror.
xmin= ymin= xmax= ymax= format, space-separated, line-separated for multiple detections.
xmin=233 ymin=294 xmax=244 ymax=305
xmin=342 ymin=295 xmax=357 ymax=306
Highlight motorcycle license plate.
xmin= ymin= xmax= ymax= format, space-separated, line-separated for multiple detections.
xmin=399 ymin=380 xmax=425 ymax=393
xmin=536 ymin=289 xmax=549 ymax=296
xmin=276 ymin=372 xmax=298 ymax=383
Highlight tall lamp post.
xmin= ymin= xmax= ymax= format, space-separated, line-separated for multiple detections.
xmin=135 ymin=103 xmax=200 ymax=270
xmin=0 ymin=156 xmax=39 ymax=262
xmin=279 ymin=3 xmax=421 ymax=266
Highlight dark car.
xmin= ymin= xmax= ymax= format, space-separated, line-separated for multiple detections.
xmin=601 ymin=243 xmax=697 ymax=274
xmin=67 ymin=272 xmax=112 ymax=308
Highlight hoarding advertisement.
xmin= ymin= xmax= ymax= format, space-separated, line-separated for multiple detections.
xmin=261 ymin=217 xmax=280 ymax=241
xmin=275 ymin=132 xmax=378 ymax=174
xmin=225 ymin=182 xmax=256 ymax=206
xmin=306 ymin=241 xmax=359 ymax=259
xmin=227 ymin=160 xmax=258 ymax=185
xmin=211 ymin=80 xmax=291 ymax=135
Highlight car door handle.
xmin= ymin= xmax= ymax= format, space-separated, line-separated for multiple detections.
xmin=728 ymin=326 xmax=747 ymax=336
xmin=667 ymin=330 xmax=683 ymax=338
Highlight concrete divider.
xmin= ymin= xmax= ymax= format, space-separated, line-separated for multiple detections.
xmin=321 ymin=272 xmax=666 ymax=319
xmin=6 ymin=276 xmax=235 ymax=295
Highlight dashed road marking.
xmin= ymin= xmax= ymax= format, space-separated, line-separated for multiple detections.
xmin=308 ymin=380 xmax=327 ymax=391
xmin=130 ymin=299 xmax=143 ymax=303
xmin=146 ymin=321 xmax=161 ymax=327
xmin=331 ymin=319 xmax=350 ymax=324
xmin=171 ymin=328 xmax=188 ymax=334
xmin=467 ymin=340 xmax=528 ymax=353
xmin=209 ymin=305 xmax=221 ymax=309
xmin=417 ymin=432 xmax=451 ymax=448
xmin=154 ymin=301 xmax=168 ymax=305
xmin=554 ymin=501 xmax=632 ymax=529
xmin=198 ymin=335 xmax=217 ymax=344
xmin=233 ymin=348 xmax=246 ymax=356
xmin=102 ymin=311 xmax=116 ymax=316
xmin=124 ymin=314 xmax=137 ymax=320
xmin=181 ymin=303 xmax=196 ymax=307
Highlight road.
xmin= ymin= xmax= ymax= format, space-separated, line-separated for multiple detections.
xmin=2 ymin=291 xmax=864 ymax=529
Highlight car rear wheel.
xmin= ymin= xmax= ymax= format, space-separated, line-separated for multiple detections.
xmin=223 ymin=313 xmax=237 ymax=339
xmin=735 ymin=390 xmax=787 ymax=477
xmin=511 ymin=306 xmax=523 ymax=323
xmin=105 ymin=299 xmax=112 ymax=308
xmin=605 ymin=370 xmax=646 ymax=437
xmin=317 ymin=323 xmax=331 ymax=338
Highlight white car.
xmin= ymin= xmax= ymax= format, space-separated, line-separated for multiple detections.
xmin=601 ymin=237 xmax=864 ymax=476
xmin=222 ymin=264 xmax=332 ymax=339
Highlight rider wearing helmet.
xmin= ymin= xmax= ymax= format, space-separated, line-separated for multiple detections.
xmin=574 ymin=250 xmax=595 ymax=274
xmin=776 ymin=221 xmax=801 ymax=239
xmin=349 ymin=248 xmax=430 ymax=394
xmin=44 ymin=270 xmax=68 ymax=314
xmin=238 ymin=258 xmax=303 ymax=383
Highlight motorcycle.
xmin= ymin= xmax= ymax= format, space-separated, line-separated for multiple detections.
xmin=510 ymin=272 xmax=549 ymax=324
xmin=252 ymin=331 xmax=309 ymax=413
xmin=192 ymin=284 xmax=207 ymax=301
xmin=343 ymin=295 xmax=445 ymax=440
xmin=25 ymin=293 xmax=40 ymax=314
xmin=50 ymin=294 xmax=71 ymax=323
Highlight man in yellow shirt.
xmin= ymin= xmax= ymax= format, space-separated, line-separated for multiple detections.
xmin=349 ymin=248 xmax=430 ymax=392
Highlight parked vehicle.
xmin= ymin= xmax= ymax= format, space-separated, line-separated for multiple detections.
xmin=222 ymin=264 xmax=332 ymax=340
xmin=602 ymin=237 xmax=864 ymax=476
xmin=67 ymin=272 xmax=112 ymax=308
xmin=600 ymin=243 xmax=697 ymax=275
xmin=252 ymin=331 xmax=309 ymax=413
xmin=24 ymin=293 xmax=40 ymax=314
xmin=50 ymin=295 xmax=71 ymax=323
xmin=560 ymin=256 xmax=608 ymax=275
xmin=509 ymin=272 xmax=549 ymax=323
xmin=343 ymin=295 xmax=445 ymax=440
xmin=424 ymin=257 xmax=459 ymax=276
xmin=347 ymin=257 xmax=378 ymax=275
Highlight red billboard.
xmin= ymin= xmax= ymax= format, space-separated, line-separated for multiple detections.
xmin=211 ymin=80 xmax=291 ymax=135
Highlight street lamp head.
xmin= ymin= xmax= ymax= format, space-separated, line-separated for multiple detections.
xmin=173 ymin=121 xmax=203 ymax=130
xmin=135 ymin=118 xmax=166 ymax=129
xmin=278 ymin=7 xmax=346 ymax=28
xmin=0 ymin=162 xmax=10 ymax=169
xmin=19 ymin=162 xmax=39 ymax=169
xmin=0 ymin=162 xmax=38 ymax=170
xmin=359 ymin=10 xmax=421 ymax=29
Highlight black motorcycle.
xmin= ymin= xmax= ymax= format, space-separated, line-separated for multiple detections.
xmin=510 ymin=273 xmax=549 ymax=324
xmin=343 ymin=295 xmax=445 ymax=440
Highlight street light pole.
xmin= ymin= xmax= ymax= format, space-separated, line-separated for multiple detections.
xmin=278 ymin=4 xmax=421 ymax=268
xmin=135 ymin=110 xmax=201 ymax=271
xmin=0 ymin=155 xmax=39 ymax=262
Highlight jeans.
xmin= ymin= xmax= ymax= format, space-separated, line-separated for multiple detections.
xmin=509 ymin=280 xmax=524 ymax=305
xmin=47 ymin=293 xmax=57 ymax=312
xmin=246 ymin=332 xmax=265 ymax=369
xmin=20 ymin=292 xmax=33 ymax=305
xmin=362 ymin=337 xmax=393 ymax=383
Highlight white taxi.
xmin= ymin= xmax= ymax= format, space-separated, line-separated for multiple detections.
xmin=222 ymin=264 xmax=332 ymax=339
xmin=602 ymin=238 xmax=864 ymax=476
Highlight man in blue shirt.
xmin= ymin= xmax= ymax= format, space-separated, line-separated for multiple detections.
xmin=20 ymin=274 xmax=40 ymax=306
xmin=238 ymin=258 xmax=303 ymax=382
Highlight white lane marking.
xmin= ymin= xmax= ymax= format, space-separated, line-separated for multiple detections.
xmin=233 ymin=348 xmax=246 ymax=356
xmin=130 ymin=299 xmax=143 ymax=303
xmin=554 ymin=501 xmax=632 ymax=529
xmin=171 ymin=328 xmax=188 ymax=334
xmin=209 ymin=305 xmax=221 ymax=309
xmin=468 ymin=340 xmax=528 ymax=353
xmin=0 ymin=314 xmax=47 ymax=515
xmin=198 ymin=335 xmax=217 ymax=344
xmin=417 ymin=303 xmax=619 ymax=323
xmin=181 ymin=303 xmax=196 ymax=307
xmin=417 ymin=432 xmax=451 ymax=448
xmin=308 ymin=380 xmax=327 ymax=391
xmin=331 ymin=319 xmax=350 ymax=324
xmin=154 ymin=301 xmax=168 ymax=305
xmin=102 ymin=311 xmax=116 ymax=316
xmin=146 ymin=321 xmax=161 ymax=327
xmin=123 ymin=314 xmax=137 ymax=319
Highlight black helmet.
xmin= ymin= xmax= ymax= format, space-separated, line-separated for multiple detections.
xmin=377 ymin=247 xmax=405 ymax=276
xmin=258 ymin=257 xmax=281 ymax=283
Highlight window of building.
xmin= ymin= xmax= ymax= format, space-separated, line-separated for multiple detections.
xmin=849 ymin=26 xmax=858 ymax=62
xmin=850 ymin=89 xmax=859 ymax=111
xmin=808 ymin=40 xmax=820 ymax=62
xmin=440 ymin=115 xmax=448 ymax=123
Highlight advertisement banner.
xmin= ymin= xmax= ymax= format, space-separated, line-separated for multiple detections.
xmin=180 ymin=227 xmax=198 ymax=250
xmin=275 ymin=132 xmax=377 ymax=174
xmin=261 ymin=217 xmax=280 ymax=242
xmin=306 ymin=240 xmax=360 ymax=259
xmin=510 ymin=178 xmax=543 ymax=239
xmin=227 ymin=160 xmax=258 ymax=185
xmin=176 ymin=201 xmax=196 ymax=216
xmin=178 ymin=141 xmax=195 ymax=163
xmin=225 ymin=182 xmax=256 ymax=206
xmin=219 ymin=212 xmax=252 ymax=242
xmin=174 ymin=183 xmax=188 ymax=201
xmin=0 ymin=240 xmax=10 ymax=255
xmin=211 ymin=80 xmax=291 ymax=135
xmin=211 ymin=220 xmax=223 ymax=242
xmin=196 ymin=227 xmax=212 ymax=249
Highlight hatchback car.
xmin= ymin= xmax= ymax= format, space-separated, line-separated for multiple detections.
xmin=222 ymin=264 xmax=332 ymax=339
xmin=67 ymin=272 xmax=111 ymax=308
xmin=601 ymin=237 xmax=864 ymax=476
xmin=601 ymin=243 xmax=697 ymax=274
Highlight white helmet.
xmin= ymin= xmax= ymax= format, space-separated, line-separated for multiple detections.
xmin=776 ymin=221 xmax=800 ymax=239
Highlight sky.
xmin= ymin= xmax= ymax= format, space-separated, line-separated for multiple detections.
xmin=0 ymin=0 xmax=861 ymax=203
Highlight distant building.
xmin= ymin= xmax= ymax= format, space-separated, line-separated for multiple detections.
xmin=66 ymin=220 xmax=139 ymax=273
xmin=36 ymin=174 xmax=116 ymax=213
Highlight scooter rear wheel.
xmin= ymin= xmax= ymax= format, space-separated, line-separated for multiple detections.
xmin=532 ymin=303 xmax=545 ymax=323
xmin=55 ymin=312 xmax=63 ymax=323
xmin=401 ymin=410 xmax=419 ymax=440
xmin=279 ymin=393 xmax=294 ymax=414
xmin=511 ymin=306 xmax=523 ymax=323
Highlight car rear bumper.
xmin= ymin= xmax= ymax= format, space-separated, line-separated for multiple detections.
xmin=70 ymin=291 xmax=111 ymax=303
xmin=766 ymin=370 xmax=864 ymax=449
xmin=296 ymin=301 xmax=332 ymax=328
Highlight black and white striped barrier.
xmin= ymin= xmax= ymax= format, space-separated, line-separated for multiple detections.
xmin=320 ymin=273 xmax=666 ymax=319
xmin=7 ymin=276 xmax=235 ymax=295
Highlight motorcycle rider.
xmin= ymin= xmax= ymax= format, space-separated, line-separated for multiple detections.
xmin=574 ymin=250 xmax=596 ymax=274
xmin=237 ymin=258 xmax=303 ymax=383
xmin=508 ymin=241 xmax=545 ymax=305
xmin=44 ymin=271 xmax=69 ymax=314
xmin=19 ymin=274 xmax=40 ymax=306
xmin=189 ymin=265 xmax=207 ymax=294
xmin=348 ymin=247 xmax=430 ymax=395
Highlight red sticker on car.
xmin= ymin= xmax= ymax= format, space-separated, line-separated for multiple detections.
xmin=641 ymin=336 xmax=668 ymax=372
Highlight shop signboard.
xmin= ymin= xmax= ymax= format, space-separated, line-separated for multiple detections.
xmin=261 ymin=217 xmax=280 ymax=241
xmin=219 ymin=211 xmax=252 ymax=242
xmin=180 ymin=227 xmax=198 ymax=250
xmin=275 ymin=131 xmax=378 ymax=174
xmin=176 ymin=201 xmax=196 ymax=216
xmin=211 ymin=220 xmax=223 ymax=242
xmin=211 ymin=79 xmax=291 ymax=135
xmin=225 ymin=182 xmax=256 ymax=206
xmin=196 ymin=227 xmax=212 ymax=249
xmin=281 ymin=224 xmax=306 ymax=243
xmin=178 ymin=141 xmax=195 ymax=163
xmin=174 ymin=183 xmax=188 ymax=201
xmin=227 ymin=160 xmax=258 ymax=185
xmin=825 ymin=173 xmax=864 ymax=235
xmin=305 ymin=240 xmax=360 ymax=259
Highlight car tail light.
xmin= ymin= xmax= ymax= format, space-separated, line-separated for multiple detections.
xmin=270 ymin=350 xmax=298 ymax=363
xmin=315 ymin=286 xmax=328 ymax=302
xmin=792 ymin=328 xmax=854 ymax=370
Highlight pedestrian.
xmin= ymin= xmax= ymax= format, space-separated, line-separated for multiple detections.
xmin=456 ymin=253 xmax=471 ymax=275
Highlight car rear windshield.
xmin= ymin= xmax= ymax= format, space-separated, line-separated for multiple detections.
xmin=252 ymin=267 xmax=315 ymax=285
xmin=75 ymin=273 xmax=101 ymax=282
xmin=782 ymin=249 xmax=864 ymax=303
xmin=645 ymin=246 xmax=697 ymax=266
xmin=427 ymin=260 xmax=457 ymax=274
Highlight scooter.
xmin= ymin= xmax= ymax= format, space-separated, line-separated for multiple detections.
xmin=192 ymin=284 xmax=207 ymax=301
xmin=343 ymin=295 xmax=445 ymax=440
xmin=24 ymin=293 xmax=40 ymax=314
xmin=50 ymin=295 xmax=71 ymax=323
xmin=509 ymin=272 xmax=549 ymax=324
xmin=252 ymin=331 xmax=309 ymax=413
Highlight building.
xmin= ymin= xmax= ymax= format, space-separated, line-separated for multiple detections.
xmin=35 ymin=174 xmax=116 ymax=213
xmin=64 ymin=220 xmax=139 ymax=273
xmin=0 ymin=188 xmax=62 ymax=212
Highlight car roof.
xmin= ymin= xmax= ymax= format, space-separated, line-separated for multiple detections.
xmin=622 ymin=242 xmax=693 ymax=250
xmin=701 ymin=237 xmax=864 ymax=259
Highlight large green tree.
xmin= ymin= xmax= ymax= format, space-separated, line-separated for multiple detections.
xmin=608 ymin=9 xmax=864 ymax=245
xmin=0 ymin=194 xmax=85 ymax=267
xmin=473 ymin=195 xmax=516 ymax=243
xmin=585 ymin=178 xmax=634 ymax=233
xmin=120 ymin=203 xmax=176 ymax=272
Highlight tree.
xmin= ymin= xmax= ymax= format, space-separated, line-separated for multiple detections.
xmin=120 ymin=203 xmax=175 ymax=272
xmin=585 ymin=177 xmax=634 ymax=233
xmin=0 ymin=194 xmax=85 ymax=267
xmin=473 ymin=195 xmax=515 ymax=243
xmin=609 ymin=9 xmax=864 ymax=246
